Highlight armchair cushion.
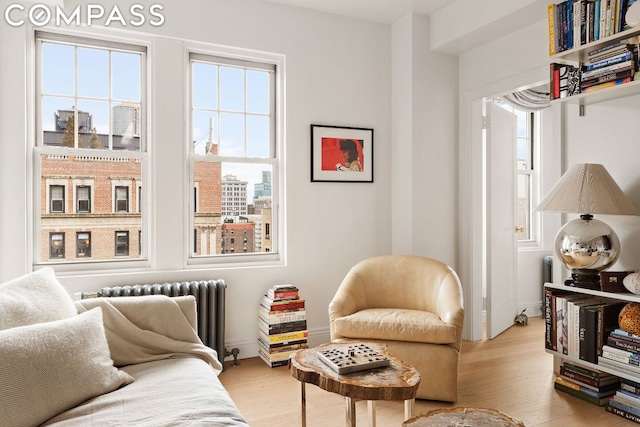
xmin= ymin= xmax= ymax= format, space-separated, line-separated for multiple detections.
xmin=332 ymin=308 xmax=458 ymax=344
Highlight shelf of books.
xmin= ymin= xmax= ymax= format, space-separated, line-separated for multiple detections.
xmin=544 ymin=283 xmax=640 ymax=423
xmin=258 ymin=284 xmax=308 ymax=368
xmin=547 ymin=1 xmax=640 ymax=107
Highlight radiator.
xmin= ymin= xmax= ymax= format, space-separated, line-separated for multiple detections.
xmin=82 ymin=280 xmax=227 ymax=367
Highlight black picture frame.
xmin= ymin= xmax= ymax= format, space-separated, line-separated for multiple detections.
xmin=310 ymin=124 xmax=374 ymax=183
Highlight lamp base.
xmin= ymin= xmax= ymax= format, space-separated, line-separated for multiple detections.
xmin=565 ymin=270 xmax=601 ymax=290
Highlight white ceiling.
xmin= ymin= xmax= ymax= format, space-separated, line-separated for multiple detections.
xmin=260 ymin=0 xmax=452 ymax=24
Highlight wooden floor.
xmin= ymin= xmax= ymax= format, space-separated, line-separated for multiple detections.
xmin=219 ymin=317 xmax=636 ymax=426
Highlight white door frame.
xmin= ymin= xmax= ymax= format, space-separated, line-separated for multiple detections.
xmin=458 ymin=67 xmax=549 ymax=342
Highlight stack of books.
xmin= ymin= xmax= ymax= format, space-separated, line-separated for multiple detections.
xmin=599 ymin=328 xmax=640 ymax=377
xmin=258 ymin=284 xmax=307 ymax=367
xmin=607 ymin=377 xmax=640 ymax=423
xmin=580 ymin=42 xmax=638 ymax=93
xmin=554 ymin=361 xmax=620 ymax=405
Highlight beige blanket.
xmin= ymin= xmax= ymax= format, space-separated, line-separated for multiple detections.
xmin=75 ymin=295 xmax=223 ymax=373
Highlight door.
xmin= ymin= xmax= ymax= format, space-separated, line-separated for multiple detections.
xmin=485 ymin=101 xmax=518 ymax=339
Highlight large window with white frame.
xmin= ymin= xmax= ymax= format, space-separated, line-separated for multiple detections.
xmin=189 ymin=52 xmax=280 ymax=261
xmin=34 ymin=31 xmax=147 ymax=265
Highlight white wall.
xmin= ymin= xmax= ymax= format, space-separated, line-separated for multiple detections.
xmin=0 ymin=0 xmax=395 ymax=359
xmin=391 ymin=14 xmax=459 ymax=266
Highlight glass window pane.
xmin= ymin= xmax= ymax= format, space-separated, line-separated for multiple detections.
xmin=42 ymin=43 xmax=74 ymax=96
xmin=78 ymin=47 xmax=108 ymax=98
xmin=515 ymin=109 xmax=528 ymax=138
xmin=112 ymin=52 xmax=141 ymax=102
xmin=516 ymin=174 xmax=530 ymax=241
xmin=219 ymin=112 xmax=245 ymax=157
xmin=42 ymin=97 xmax=74 ymax=142
xmin=112 ymin=102 xmax=141 ymax=150
xmin=193 ymin=111 xmax=218 ymax=155
xmin=247 ymin=70 xmax=269 ymax=114
xmin=193 ymin=62 xmax=218 ymax=109
xmin=517 ymin=138 xmax=527 ymax=170
xmin=247 ymin=115 xmax=269 ymax=158
xmin=220 ymin=66 xmax=244 ymax=111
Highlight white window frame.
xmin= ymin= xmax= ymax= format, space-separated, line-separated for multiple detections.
xmin=185 ymin=44 xmax=285 ymax=268
xmin=33 ymin=30 xmax=151 ymax=271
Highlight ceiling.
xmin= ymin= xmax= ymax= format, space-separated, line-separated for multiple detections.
xmin=260 ymin=0 xmax=452 ymax=25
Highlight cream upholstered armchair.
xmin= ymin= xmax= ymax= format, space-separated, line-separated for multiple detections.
xmin=328 ymin=255 xmax=464 ymax=402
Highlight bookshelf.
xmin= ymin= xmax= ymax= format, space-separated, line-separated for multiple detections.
xmin=544 ymin=283 xmax=640 ymax=383
xmin=548 ymin=9 xmax=640 ymax=110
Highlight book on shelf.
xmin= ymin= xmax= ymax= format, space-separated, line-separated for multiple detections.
xmin=580 ymin=68 xmax=636 ymax=88
xmin=615 ymin=389 xmax=640 ymax=409
xmin=258 ymin=340 xmax=307 ymax=354
xmin=260 ymin=295 xmax=305 ymax=311
xmin=267 ymin=284 xmax=299 ymax=301
xmin=258 ymin=306 xmax=306 ymax=324
xmin=584 ymin=50 xmax=634 ymax=71
xmin=622 ymin=378 xmax=640 ymax=395
xmin=560 ymin=364 xmax=620 ymax=388
xmin=612 ymin=329 xmax=640 ymax=342
xmin=609 ymin=398 xmax=640 ymax=419
xmin=258 ymin=329 xmax=308 ymax=345
xmin=555 ymin=376 xmax=618 ymax=398
xmin=606 ymin=403 xmax=640 ymax=424
xmin=602 ymin=344 xmax=640 ymax=366
xmin=258 ymin=348 xmax=298 ymax=362
xmin=549 ymin=63 xmax=581 ymax=100
xmin=563 ymin=360 xmax=617 ymax=379
xmin=258 ymin=351 xmax=289 ymax=368
xmin=554 ymin=378 xmax=611 ymax=406
xmin=582 ymin=76 xmax=633 ymax=92
xmin=258 ymin=318 xmax=307 ymax=335
xmin=581 ymin=59 xmax=635 ymax=79
xmin=599 ymin=355 xmax=640 ymax=376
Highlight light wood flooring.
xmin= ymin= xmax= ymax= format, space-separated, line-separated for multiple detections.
xmin=219 ymin=317 xmax=637 ymax=426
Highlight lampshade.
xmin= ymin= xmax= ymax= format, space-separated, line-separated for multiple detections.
xmin=535 ymin=163 xmax=638 ymax=216
xmin=535 ymin=163 xmax=638 ymax=289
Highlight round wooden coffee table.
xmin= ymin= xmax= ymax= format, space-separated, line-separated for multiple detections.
xmin=402 ymin=407 xmax=525 ymax=427
xmin=289 ymin=341 xmax=420 ymax=427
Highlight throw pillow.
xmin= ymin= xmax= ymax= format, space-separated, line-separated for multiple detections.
xmin=0 ymin=307 xmax=134 ymax=427
xmin=0 ymin=267 xmax=77 ymax=331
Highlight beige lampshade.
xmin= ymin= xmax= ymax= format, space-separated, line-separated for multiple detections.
xmin=535 ymin=163 xmax=638 ymax=215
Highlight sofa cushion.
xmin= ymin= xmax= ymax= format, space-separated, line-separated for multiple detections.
xmin=0 ymin=307 xmax=134 ymax=427
xmin=0 ymin=267 xmax=76 ymax=331
xmin=332 ymin=308 xmax=458 ymax=344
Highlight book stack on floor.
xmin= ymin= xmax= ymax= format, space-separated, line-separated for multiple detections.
xmin=258 ymin=284 xmax=307 ymax=367
xmin=607 ymin=377 xmax=640 ymax=423
xmin=554 ymin=360 xmax=620 ymax=406
xmin=580 ymin=42 xmax=638 ymax=93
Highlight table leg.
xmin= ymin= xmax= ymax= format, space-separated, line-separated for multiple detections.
xmin=367 ymin=401 xmax=376 ymax=427
xmin=300 ymin=382 xmax=306 ymax=427
xmin=404 ymin=398 xmax=415 ymax=420
xmin=345 ymin=397 xmax=356 ymax=427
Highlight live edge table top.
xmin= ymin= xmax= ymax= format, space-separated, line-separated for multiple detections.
xmin=288 ymin=341 xmax=421 ymax=402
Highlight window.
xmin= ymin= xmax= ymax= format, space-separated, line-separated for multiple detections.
xmin=50 ymin=185 xmax=65 ymax=213
xmin=115 ymin=186 xmax=129 ymax=213
xmin=76 ymin=232 xmax=91 ymax=257
xmin=115 ymin=231 xmax=129 ymax=256
xmin=50 ymin=233 xmax=65 ymax=259
xmin=76 ymin=186 xmax=91 ymax=213
xmin=35 ymin=32 xmax=146 ymax=266
xmin=494 ymin=99 xmax=540 ymax=243
xmin=189 ymin=52 xmax=280 ymax=262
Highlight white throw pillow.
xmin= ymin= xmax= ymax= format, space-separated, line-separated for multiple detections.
xmin=0 ymin=308 xmax=134 ymax=427
xmin=0 ymin=267 xmax=77 ymax=331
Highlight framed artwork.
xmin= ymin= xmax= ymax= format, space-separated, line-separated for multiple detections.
xmin=310 ymin=124 xmax=374 ymax=183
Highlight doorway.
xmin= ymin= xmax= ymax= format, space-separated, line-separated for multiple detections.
xmin=459 ymin=68 xmax=558 ymax=342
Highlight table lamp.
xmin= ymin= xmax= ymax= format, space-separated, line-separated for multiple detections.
xmin=535 ymin=163 xmax=638 ymax=289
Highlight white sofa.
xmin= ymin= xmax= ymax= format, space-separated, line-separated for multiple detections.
xmin=0 ymin=268 xmax=248 ymax=427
